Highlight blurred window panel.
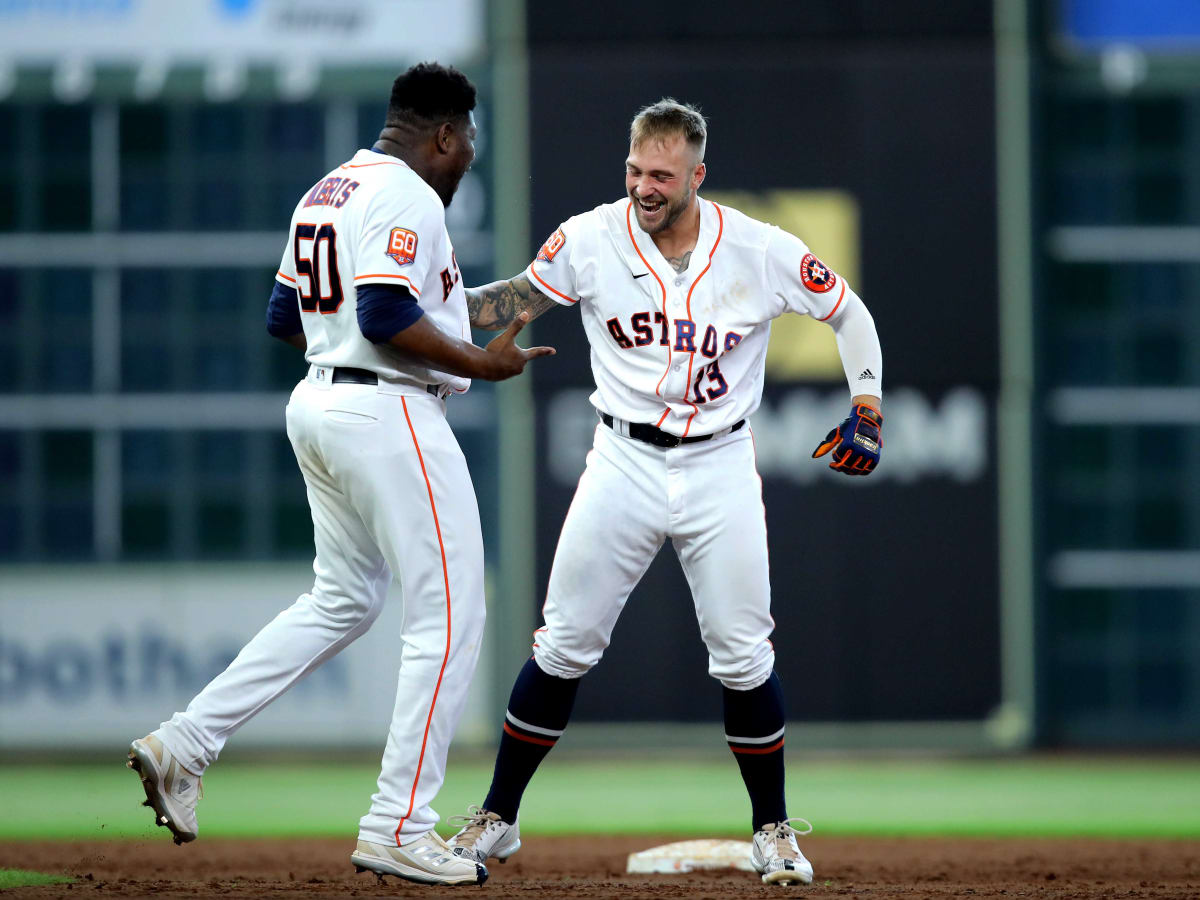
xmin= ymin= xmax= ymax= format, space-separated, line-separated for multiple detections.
xmin=44 ymin=500 xmax=93 ymax=557
xmin=36 ymin=106 xmax=92 ymax=231
xmin=0 ymin=270 xmax=93 ymax=394
xmin=1041 ymin=51 xmax=1200 ymax=744
xmin=199 ymin=501 xmax=245 ymax=557
xmin=0 ymin=88 xmax=493 ymax=571
xmin=122 ymin=500 xmax=170 ymax=557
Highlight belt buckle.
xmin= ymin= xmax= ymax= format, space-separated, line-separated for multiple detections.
xmin=652 ymin=430 xmax=680 ymax=449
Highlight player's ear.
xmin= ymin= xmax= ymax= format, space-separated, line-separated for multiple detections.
xmin=692 ymin=161 xmax=706 ymax=191
xmin=434 ymin=121 xmax=455 ymax=155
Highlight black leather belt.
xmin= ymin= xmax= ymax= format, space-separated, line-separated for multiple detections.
xmin=600 ymin=412 xmax=744 ymax=449
xmin=330 ymin=367 xmax=377 ymax=385
xmin=330 ymin=367 xmax=444 ymax=397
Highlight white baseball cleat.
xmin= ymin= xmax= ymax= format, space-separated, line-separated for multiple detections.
xmin=126 ymin=734 xmax=201 ymax=845
xmin=351 ymin=833 xmax=488 ymax=886
xmin=446 ymin=806 xmax=522 ymax=864
xmin=751 ymin=818 xmax=814 ymax=885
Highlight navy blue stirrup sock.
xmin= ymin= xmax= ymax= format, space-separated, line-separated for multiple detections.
xmin=483 ymin=658 xmax=580 ymax=823
xmin=723 ymin=671 xmax=787 ymax=831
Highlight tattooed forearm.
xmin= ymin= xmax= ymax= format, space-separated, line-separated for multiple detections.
xmin=466 ymin=274 xmax=557 ymax=330
xmin=664 ymin=251 xmax=692 ymax=274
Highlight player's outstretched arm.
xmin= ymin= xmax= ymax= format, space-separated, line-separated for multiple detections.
xmin=812 ymin=291 xmax=883 ymax=476
xmin=466 ymin=273 xmax=558 ymax=331
xmin=387 ymin=310 xmax=554 ymax=382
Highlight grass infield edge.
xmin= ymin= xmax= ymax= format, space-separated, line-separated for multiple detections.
xmin=0 ymin=868 xmax=76 ymax=889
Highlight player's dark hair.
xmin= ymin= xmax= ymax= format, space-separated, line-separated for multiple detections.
xmin=630 ymin=98 xmax=707 ymax=161
xmin=385 ymin=62 xmax=477 ymax=129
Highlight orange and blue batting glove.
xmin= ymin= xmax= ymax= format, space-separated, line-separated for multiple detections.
xmin=812 ymin=402 xmax=882 ymax=476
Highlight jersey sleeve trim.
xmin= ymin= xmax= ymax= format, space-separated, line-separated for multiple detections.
xmin=354 ymin=272 xmax=422 ymax=297
xmin=276 ymin=271 xmax=296 ymax=284
xmin=340 ymin=159 xmax=406 ymax=169
xmin=816 ymin=280 xmax=847 ymax=322
xmin=529 ymin=262 xmax=579 ymax=305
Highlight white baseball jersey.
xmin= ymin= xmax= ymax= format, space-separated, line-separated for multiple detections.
xmin=276 ymin=148 xmax=471 ymax=394
xmin=524 ymin=196 xmax=862 ymax=436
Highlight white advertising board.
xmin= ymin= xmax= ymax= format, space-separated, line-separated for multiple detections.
xmin=0 ymin=564 xmax=493 ymax=749
xmin=0 ymin=0 xmax=484 ymax=65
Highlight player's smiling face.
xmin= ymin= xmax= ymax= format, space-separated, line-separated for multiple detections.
xmin=625 ymin=134 xmax=704 ymax=235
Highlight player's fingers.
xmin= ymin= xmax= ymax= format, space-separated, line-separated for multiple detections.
xmin=502 ymin=310 xmax=532 ymax=341
xmin=522 ymin=345 xmax=556 ymax=358
xmin=812 ymin=427 xmax=840 ymax=458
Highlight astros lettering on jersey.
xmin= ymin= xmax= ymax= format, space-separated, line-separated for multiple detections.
xmin=525 ymin=196 xmax=865 ymax=436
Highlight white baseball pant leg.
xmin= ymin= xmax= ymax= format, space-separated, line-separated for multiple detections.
xmin=670 ymin=428 xmax=775 ymax=690
xmin=534 ymin=423 xmax=774 ymax=687
xmin=534 ymin=424 xmax=667 ymax=678
xmin=156 ymin=378 xmax=485 ymax=847
xmin=349 ymin=385 xmax=486 ymax=846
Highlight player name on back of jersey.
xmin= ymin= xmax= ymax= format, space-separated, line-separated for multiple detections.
xmin=303 ymin=176 xmax=361 ymax=209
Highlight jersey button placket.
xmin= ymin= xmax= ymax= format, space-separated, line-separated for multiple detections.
xmin=667 ymin=284 xmax=687 ymax=381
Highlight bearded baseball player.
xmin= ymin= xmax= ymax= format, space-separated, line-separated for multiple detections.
xmin=447 ymin=99 xmax=882 ymax=885
xmin=125 ymin=63 xmax=552 ymax=887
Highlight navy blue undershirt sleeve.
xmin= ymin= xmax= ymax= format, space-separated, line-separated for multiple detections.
xmin=357 ymin=283 xmax=424 ymax=343
xmin=266 ymin=280 xmax=302 ymax=338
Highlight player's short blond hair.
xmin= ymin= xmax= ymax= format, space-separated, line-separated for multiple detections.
xmin=630 ymin=99 xmax=707 ymax=162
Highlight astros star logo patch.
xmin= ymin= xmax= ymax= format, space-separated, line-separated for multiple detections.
xmin=800 ymin=253 xmax=836 ymax=293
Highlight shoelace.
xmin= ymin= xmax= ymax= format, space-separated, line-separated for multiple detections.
xmin=767 ymin=817 xmax=813 ymax=859
xmin=446 ymin=805 xmax=499 ymax=848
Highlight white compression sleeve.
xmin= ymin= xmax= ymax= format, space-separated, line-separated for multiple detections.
xmin=827 ymin=289 xmax=882 ymax=400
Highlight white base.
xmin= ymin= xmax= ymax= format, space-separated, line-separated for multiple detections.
xmin=626 ymin=839 xmax=756 ymax=874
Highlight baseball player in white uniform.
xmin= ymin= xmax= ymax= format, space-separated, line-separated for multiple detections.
xmin=447 ymin=100 xmax=883 ymax=886
xmin=125 ymin=63 xmax=552 ymax=887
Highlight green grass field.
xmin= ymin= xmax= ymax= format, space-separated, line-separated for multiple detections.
xmin=2 ymin=753 xmax=1198 ymax=842
xmin=0 ymin=869 xmax=74 ymax=889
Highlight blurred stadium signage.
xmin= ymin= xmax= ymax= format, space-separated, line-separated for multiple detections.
xmin=1061 ymin=0 xmax=1200 ymax=49
xmin=545 ymin=386 xmax=988 ymax=489
xmin=0 ymin=0 xmax=482 ymax=61
xmin=0 ymin=567 xmax=492 ymax=748
xmin=0 ymin=0 xmax=484 ymax=100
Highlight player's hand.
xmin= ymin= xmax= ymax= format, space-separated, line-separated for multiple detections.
xmin=482 ymin=311 xmax=556 ymax=380
xmin=812 ymin=402 xmax=882 ymax=476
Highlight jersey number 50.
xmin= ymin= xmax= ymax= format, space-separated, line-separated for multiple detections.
xmin=294 ymin=222 xmax=343 ymax=314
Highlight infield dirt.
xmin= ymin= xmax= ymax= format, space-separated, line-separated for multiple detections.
xmin=2 ymin=836 xmax=1198 ymax=899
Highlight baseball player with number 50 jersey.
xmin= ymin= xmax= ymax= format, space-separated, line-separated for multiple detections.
xmin=448 ymin=99 xmax=883 ymax=886
xmin=125 ymin=63 xmax=552 ymax=888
